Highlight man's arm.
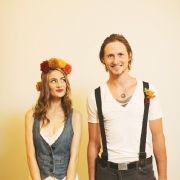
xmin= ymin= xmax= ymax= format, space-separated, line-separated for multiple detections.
xmin=149 ymin=118 xmax=167 ymax=180
xmin=87 ymin=122 xmax=101 ymax=180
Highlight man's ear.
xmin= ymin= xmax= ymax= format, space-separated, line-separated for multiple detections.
xmin=102 ymin=58 xmax=105 ymax=64
xmin=129 ymin=52 xmax=132 ymax=60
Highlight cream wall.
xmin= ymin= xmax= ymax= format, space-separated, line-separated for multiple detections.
xmin=0 ymin=0 xmax=180 ymax=179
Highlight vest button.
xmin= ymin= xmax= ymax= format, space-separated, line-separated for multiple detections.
xmin=50 ymin=168 xmax=53 ymax=172
xmin=52 ymin=146 xmax=55 ymax=150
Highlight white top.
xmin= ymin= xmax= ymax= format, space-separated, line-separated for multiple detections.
xmin=40 ymin=126 xmax=78 ymax=180
xmin=40 ymin=125 xmax=64 ymax=146
xmin=87 ymin=79 xmax=163 ymax=163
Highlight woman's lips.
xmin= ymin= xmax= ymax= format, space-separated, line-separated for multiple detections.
xmin=56 ymin=89 xmax=64 ymax=92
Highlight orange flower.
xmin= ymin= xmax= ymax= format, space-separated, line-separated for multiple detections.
xmin=144 ymin=88 xmax=155 ymax=99
xmin=48 ymin=58 xmax=59 ymax=69
xmin=36 ymin=81 xmax=42 ymax=91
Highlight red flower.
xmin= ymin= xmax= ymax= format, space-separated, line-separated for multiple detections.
xmin=63 ymin=64 xmax=72 ymax=75
xmin=144 ymin=97 xmax=150 ymax=104
xmin=40 ymin=60 xmax=49 ymax=73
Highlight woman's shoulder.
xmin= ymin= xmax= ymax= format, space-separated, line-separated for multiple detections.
xmin=25 ymin=107 xmax=35 ymax=125
xmin=72 ymin=109 xmax=82 ymax=120
xmin=71 ymin=109 xmax=82 ymax=133
xmin=71 ymin=109 xmax=82 ymax=125
xmin=25 ymin=107 xmax=34 ymax=117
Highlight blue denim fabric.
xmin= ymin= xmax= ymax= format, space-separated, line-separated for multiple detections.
xmin=33 ymin=111 xmax=74 ymax=180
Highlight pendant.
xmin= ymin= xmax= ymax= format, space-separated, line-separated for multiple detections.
xmin=121 ymin=93 xmax=126 ymax=98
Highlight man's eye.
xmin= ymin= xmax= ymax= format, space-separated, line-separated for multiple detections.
xmin=118 ymin=53 xmax=123 ymax=56
xmin=108 ymin=54 xmax=113 ymax=58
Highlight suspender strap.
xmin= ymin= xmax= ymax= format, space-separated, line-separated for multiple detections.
xmin=95 ymin=82 xmax=150 ymax=164
xmin=139 ymin=81 xmax=150 ymax=166
xmin=95 ymin=87 xmax=108 ymax=161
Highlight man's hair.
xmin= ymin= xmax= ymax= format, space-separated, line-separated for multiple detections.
xmin=99 ymin=34 xmax=133 ymax=70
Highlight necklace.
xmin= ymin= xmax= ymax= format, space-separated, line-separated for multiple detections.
xmin=116 ymin=95 xmax=132 ymax=106
xmin=120 ymin=87 xmax=126 ymax=98
xmin=121 ymin=93 xmax=126 ymax=98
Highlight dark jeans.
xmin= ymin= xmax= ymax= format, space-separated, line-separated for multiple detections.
xmin=95 ymin=158 xmax=156 ymax=180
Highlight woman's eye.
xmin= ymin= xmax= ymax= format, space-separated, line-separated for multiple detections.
xmin=60 ymin=78 xmax=66 ymax=83
xmin=51 ymin=79 xmax=56 ymax=83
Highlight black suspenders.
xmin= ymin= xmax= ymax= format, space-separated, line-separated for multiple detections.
xmin=95 ymin=86 xmax=108 ymax=161
xmin=139 ymin=81 xmax=149 ymax=166
xmin=95 ymin=81 xmax=149 ymax=166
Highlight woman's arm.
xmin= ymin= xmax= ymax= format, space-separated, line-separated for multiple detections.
xmin=66 ymin=110 xmax=82 ymax=180
xmin=25 ymin=109 xmax=41 ymax=180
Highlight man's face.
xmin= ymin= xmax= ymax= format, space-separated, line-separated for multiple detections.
xmin=103 ymin=41 xmax=131 ymax=76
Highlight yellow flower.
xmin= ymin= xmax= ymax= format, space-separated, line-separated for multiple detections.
xmin=57 ymin=58 xmax=66 ymax=68
xmin=144 ymin=88 xmax=155 ymax=99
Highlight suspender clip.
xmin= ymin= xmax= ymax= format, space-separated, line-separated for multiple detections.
xmin=139 ymin=152 xmax=147 ymax=167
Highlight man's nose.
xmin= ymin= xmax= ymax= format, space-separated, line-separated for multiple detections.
xmin=112 ymin=55 xmax=119 ymax=64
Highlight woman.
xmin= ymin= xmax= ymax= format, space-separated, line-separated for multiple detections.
xmin=25 ymin=58 xmax=81 ymax=180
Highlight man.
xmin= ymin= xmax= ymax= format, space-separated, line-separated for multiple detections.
xmin=87 ymin=34 xmax=167 ymax=180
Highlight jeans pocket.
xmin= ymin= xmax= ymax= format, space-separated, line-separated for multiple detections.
xmin=138 ymin=164 xmax=155 ymax=180
xmin=95 ymin=160 xmax=117 ymax=180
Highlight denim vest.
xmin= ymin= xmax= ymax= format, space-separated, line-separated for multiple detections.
xmin=33 ymin=111 xmax=74 ymax=180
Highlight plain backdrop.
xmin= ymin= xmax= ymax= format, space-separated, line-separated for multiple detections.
xmin=0 ymin=0 xmax=180 ymax=179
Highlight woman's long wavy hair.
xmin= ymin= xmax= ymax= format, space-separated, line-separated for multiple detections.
xmin=33 ymin=69 xmax=72 ymax=125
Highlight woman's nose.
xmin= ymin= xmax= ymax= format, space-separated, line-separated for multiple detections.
xmin=56 ymin=80 xmax=65 ymax=87
xmin=56 ymin=81 xmax=61 ymax=87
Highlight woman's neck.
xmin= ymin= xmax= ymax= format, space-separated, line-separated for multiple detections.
xmin=49 ymin=98 xmax=63 ymax=113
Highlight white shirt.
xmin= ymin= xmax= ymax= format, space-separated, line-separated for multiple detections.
xmin=87 ymin=79 xmax=163 ymax=163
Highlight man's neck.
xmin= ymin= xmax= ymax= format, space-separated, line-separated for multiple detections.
xmin=108 ymin=71 xmax=133 ymax=88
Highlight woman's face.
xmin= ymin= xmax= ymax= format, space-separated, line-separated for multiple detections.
xmin=48 ymin=70 xmax=67 ymax=99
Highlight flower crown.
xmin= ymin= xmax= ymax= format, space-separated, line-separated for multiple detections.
xmin=36 ymin=58 xmax=72 ymax=91
xmin=40 ymin=58 xmax=72 ymax=75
